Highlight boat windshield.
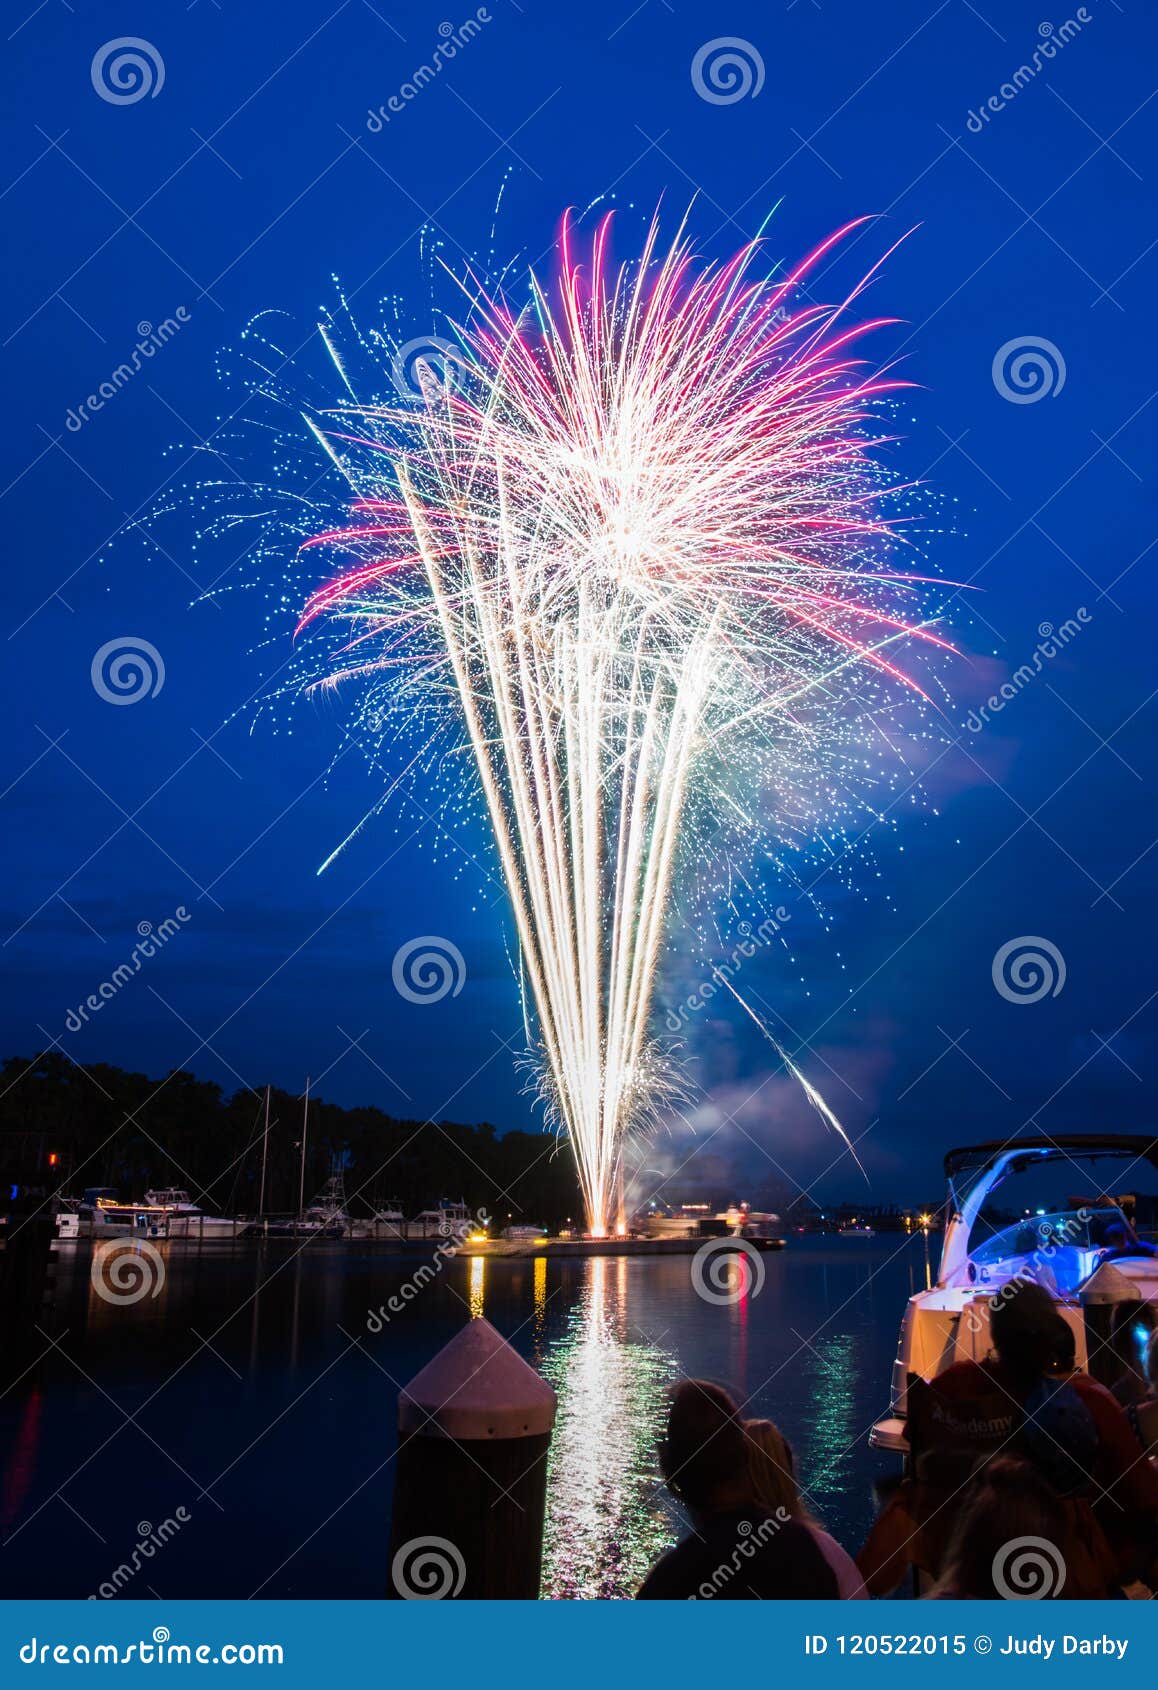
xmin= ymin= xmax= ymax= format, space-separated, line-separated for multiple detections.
xmin=969 ymin=1205 xmax=1131 ymax=1293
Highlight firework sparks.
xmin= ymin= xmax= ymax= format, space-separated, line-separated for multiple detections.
xmin=282 ymin=209 xmax=950 ymax=1235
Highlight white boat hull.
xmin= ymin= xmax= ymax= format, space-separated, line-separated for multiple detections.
xmin=871 ymin=1135 xmax=1158 ymax=1454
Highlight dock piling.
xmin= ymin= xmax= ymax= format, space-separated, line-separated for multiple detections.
xmin=387 ymin=1317 xmax=556 ymax=1599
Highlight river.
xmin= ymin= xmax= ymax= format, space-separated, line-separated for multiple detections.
xmin=0 ymin=1235 xmax=929 ymax=1597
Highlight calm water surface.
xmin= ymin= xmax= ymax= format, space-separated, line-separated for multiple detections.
xmin=0 ymin=1237 xmax=928 ymax=1598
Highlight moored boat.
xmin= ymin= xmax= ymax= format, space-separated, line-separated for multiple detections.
xmin=55 ymin=1187 xmax=249 ymax=1240
xmin=293 ymin=1174 xmax=351 ymax=1236
xmin=56 ymin=1188 xmax=153 ymax=1238
xmin=870 ymin=1133 xmax=1158 ymax=1454
xmin=144 ymin=1189 xmax=250 ymax=1240
xmin=737 ymin=1208 xmax=787 ymax=1250
xmin=348 ymin=1199 xmax=407 ymax=1240
xmin=405 ymin=1198 xmax=472 ymax=1239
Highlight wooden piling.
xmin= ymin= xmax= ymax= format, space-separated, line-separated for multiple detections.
xmin=387 ymin=1317 xmax=556 ymax=1599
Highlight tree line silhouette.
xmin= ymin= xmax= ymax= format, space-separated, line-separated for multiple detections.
xmin=0 ymin=1053 xmax=582 ymax=1227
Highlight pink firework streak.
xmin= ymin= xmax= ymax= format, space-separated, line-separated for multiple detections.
xmin=294 ymin=210 xmax=954 ymax=1235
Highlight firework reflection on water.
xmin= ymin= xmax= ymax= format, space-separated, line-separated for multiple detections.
xmin=789 ymin=1329 xmax=860 ymax=1520
xmin=539 ymin=1258 xmax=679 ymax=1598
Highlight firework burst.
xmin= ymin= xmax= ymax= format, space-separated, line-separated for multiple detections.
xmin=264 ymin=209 xmax=951 ymax=1235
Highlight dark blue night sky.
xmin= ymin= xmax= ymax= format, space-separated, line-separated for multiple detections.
xmin=2 ymin=0 xmax=1155 ymax=1204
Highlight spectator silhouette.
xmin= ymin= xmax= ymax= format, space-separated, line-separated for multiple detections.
xmin=927 ymin=1457 xmax=1068 ymax=1599
xmin=859 ymin=1281 xmax=1155 ymax=1595
xmin=745 ymin=1417 xmax=866 ymax=1597
xmin=637 ymin=1380 xmax=837 ymax=1600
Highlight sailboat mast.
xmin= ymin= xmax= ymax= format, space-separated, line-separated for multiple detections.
xmin=298 ymin=1077 xmax=310 ymax=1217
xmin=258 ymin=1084 xmax=270 ymax=1218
